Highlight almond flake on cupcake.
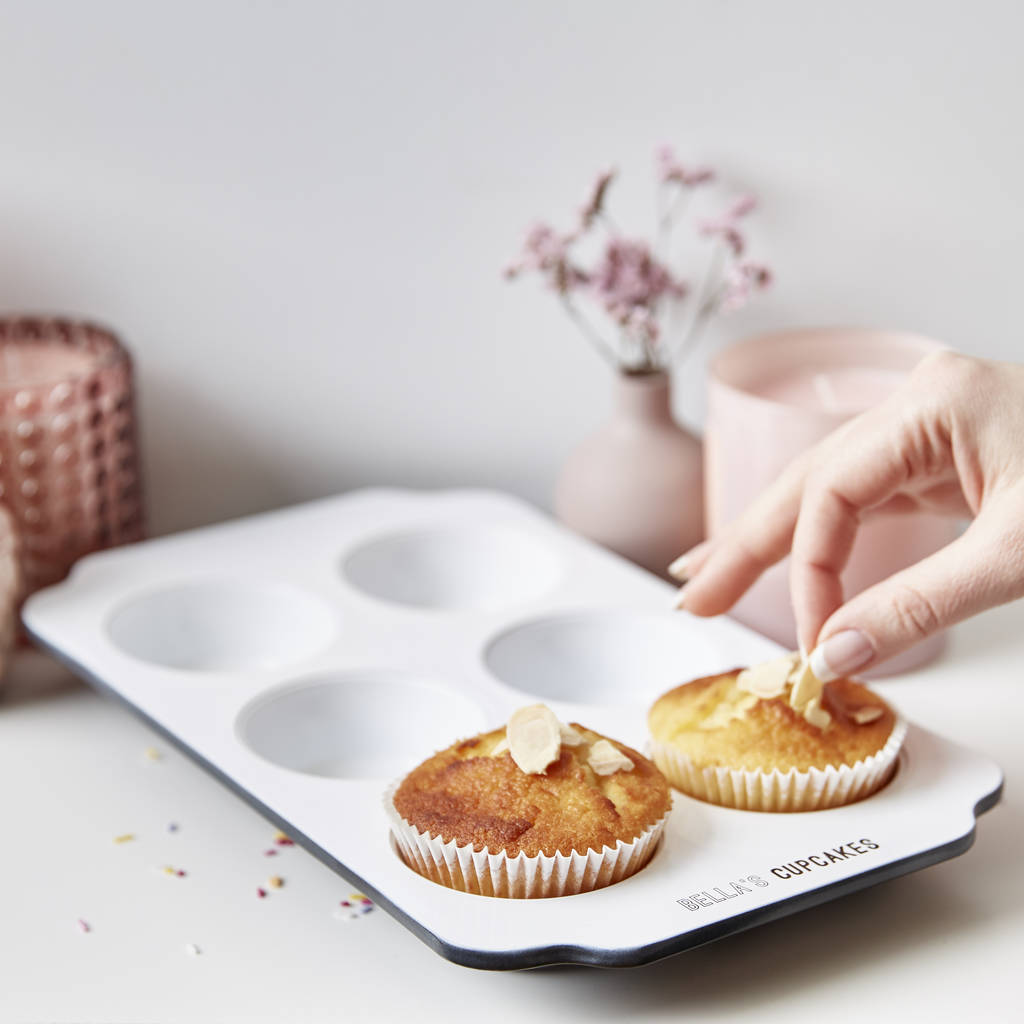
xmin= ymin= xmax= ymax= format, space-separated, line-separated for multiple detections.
xmin=587 ymin=739 xmax=634 ymax=776
xmin=507 ymin=704 xmax=563 ymax=774
xmin=852 ymin=706 xmax=884 ymax=725
xmin=736 ymin=652 xmax=799 ymax=699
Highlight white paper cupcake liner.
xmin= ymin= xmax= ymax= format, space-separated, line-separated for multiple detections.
xmin=648 ymin=717 xmax=907 ymax=812
xmin=384 ymin=781 xmax=670 ymax=898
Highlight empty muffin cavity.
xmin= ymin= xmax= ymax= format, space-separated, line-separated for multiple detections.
xmin=236 ymin=670 xmax=487 ymax=779
xmin=340 ymin=525 xmax=561 ymax=610
xmin=483 ymin=610 xmax=718 ymax=705
xmin=106 ymin=579 xmax=336 ymax=672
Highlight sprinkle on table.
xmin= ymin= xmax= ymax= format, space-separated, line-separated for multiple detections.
xmin=263 ymin=849 xmax=278 ymax=857
xmin=257 ymin=887 xmax=268 ymax=899
xmin=77 ymin=919 xmax=91 ymax=934
xmin=168 ymin=823 xmax=179 ymax=833
xmin=185 ymin=943 xmax=201 ymax=957
xmin=113 ymin=833 xmax=135 ymax=844
xmin=273 ymin=831 xmax=295 ymax=847
xmin=144 ymin=747 xmax=162 ymax=762
xmin=334 ymin=897 xmax=374 ymax=922
xmin=268 ymin=876 xmax=284 ymax=889
xmin=160 ymin=865 xmax=187 ymax=877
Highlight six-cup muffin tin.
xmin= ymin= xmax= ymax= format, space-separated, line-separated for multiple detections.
xmin=22 ymin=488 xmax=1003 ymax=969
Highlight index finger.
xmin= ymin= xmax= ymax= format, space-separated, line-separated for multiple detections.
xmin=680 ymin=451 xmax=811 ymax=616
xmin=790 ymin=417 xmax=921 ymax=649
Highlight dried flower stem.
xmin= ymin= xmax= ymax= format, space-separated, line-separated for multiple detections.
xmin=665 ymin=239 xmax=727 ymax=366
xmin=560 ymin=296 xmax=620 ymax=368
xmin=657 ymin=188 xmax=693 ymax=259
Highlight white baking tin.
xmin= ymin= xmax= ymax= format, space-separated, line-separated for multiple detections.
xmin=22 ymin=489 xmax=1002 ymax=969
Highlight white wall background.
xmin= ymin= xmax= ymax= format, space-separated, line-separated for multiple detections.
xmin=0 ymin=0 xmax=1020 ymax=535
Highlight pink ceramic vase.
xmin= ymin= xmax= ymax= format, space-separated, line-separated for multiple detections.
xmin=554 ymin=371 xmax=703 ymax=578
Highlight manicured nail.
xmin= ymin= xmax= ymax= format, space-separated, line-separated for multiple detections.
xmin=809 ymin=629 xmax=873 ymax=682
xmin=672 ymin=584 xmax=689 ymax=610
xmin=667 ymin=553 xmax=693 ymax=581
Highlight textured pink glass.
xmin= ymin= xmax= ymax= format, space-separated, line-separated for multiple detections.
xmin=0 ymin=316 xmax=144 ymax=598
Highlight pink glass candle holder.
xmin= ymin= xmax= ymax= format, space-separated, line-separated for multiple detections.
xmin=0 ymin=316 xmax=145 ymax=599
xmin=705 ymin=328 xmax=957 ymax=675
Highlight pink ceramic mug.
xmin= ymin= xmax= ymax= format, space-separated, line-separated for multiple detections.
xmin=705 ymin=327 xmax=957 ymax=675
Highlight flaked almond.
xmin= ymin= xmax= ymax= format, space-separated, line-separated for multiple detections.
xmin=699 ymin=693 xmax=758 ymax=730
xmin=737 ymin=653 xmax=799 ymax=699
xmin=559 ymin=723 xmax=583 ymax=746
xmin=852 ymin=706 xmax=884 ymax=725
xmin=587 ymin=739 xmax=634 ymax=776
xmin=803 ymin=696 xmax=832 ymax=730
xmin=788 ymin=659 xmax=823 ymax=712
xmin=507 ymin=704 xmax=562 ymax=774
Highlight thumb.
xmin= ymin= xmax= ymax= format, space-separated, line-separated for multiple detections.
xmin=808 ymin=508 xmax=1024 ymax=680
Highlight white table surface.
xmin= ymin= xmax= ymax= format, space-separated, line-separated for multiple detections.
xmin=2 ymin=602 xmax=1020 ymax=1024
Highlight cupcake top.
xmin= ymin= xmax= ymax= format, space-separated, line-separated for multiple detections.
xmin=648 ymin=652 xmax=897 ymax=774
xmin=392 ymin=705 xmax=671 ymax=858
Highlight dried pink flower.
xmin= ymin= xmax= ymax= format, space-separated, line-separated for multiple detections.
xmin=580 ymin=168 xmax=616 ymax=229
xmin=740 ymin=261 xmax=772 ymax=288
xmin=719 ymin=261 xmax=773 ymax=312
xmin=699 ymin=191 xmax=758 ymax=254
xmin=728 ymin=194 xmax=758 ymax=219
xmin=591 ymin=238 xmax=685 ymax=322
xmin=505 ymin=222 xmax=587 ymax=293
xmin=698 ymin=218 xmax=746 ymax=256
xmin=656 ymin=143 xmax=715 ymax=187
xmin=623 ymin=307 xmax=660 ymax=343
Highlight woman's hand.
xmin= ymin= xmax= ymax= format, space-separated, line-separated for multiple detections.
xmin=671 ymin=351 xmax=1024 ymax=678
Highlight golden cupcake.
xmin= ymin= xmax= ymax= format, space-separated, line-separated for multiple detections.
xmin=647 ymin=652 xmax=906 ymax=811
xmin=387 ymin=705 xmax=671 ymax=898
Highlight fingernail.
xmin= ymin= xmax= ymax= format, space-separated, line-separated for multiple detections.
xmin=667 ymin=553 xmax=692 ymax=581
xmin=809 ymin=629 xmax=874 ymax=682
xmin=672 ymin=584 xmax=689 ymax=610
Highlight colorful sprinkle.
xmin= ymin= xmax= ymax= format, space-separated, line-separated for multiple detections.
xmin=334 ymin=902 xmax=373 ymax=922
xmin=168 ymin=823 xmax=179 ymax=833
xmin=113 ymin=833 xmax=135 ymax=844
xmin=268 ymin=876 xmax=284 ymax=889
xmin=144 ymin=747 xmax=162 ymax=761
xmin=159 ymin=865 xmax=187 ymax=877
xmin=333 ymin=893 xmax=374 ymax=920
xmin=257 ymin=887 xmax=268 ymax=899
xmin=263 ymin=849 xmax=278 ymax=857
xmin=77 ymin=919 xmax=91 ymax=933
xmin=273 ymin=832 xmax=295 ymax=847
